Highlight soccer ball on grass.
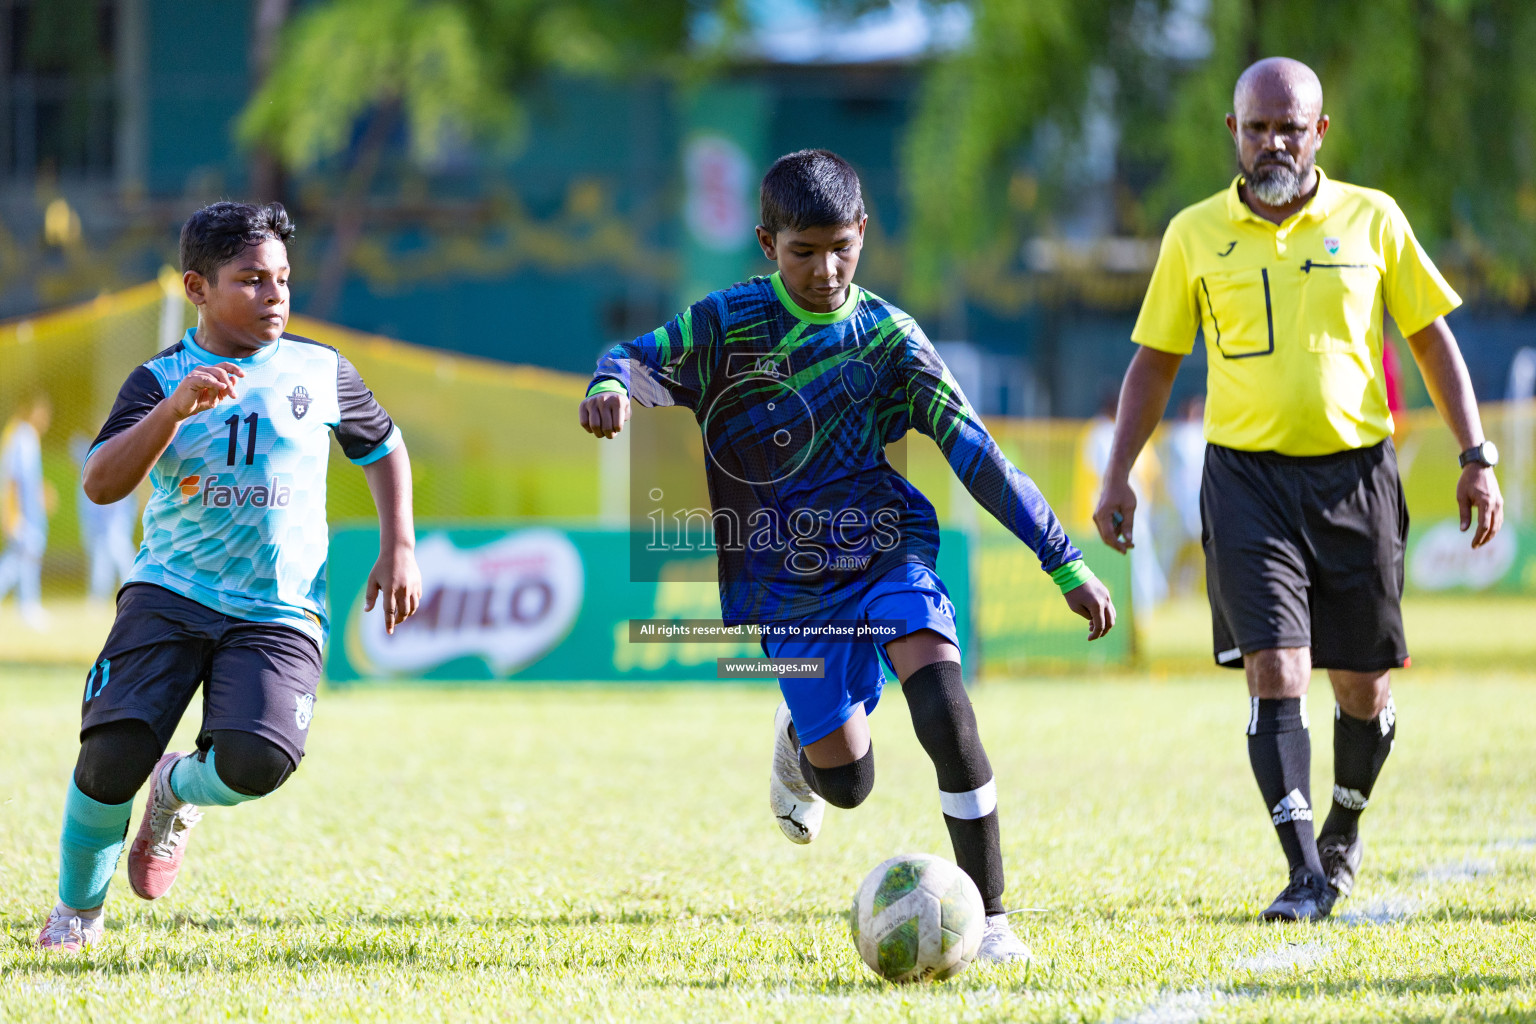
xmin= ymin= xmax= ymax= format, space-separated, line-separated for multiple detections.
xmin=850 ymin=853 xmax=984 ymax=982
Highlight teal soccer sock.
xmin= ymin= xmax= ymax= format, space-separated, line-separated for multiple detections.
xmin=58 ymin=779 xmax=133 ymax=910
xmin=169 ymin=750 xmax=258 ymax=807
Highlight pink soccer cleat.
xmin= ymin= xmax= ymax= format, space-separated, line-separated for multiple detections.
xmin=127 ymin=751 xmax=203 ymax=900
xmin=37 ymin=905 xmax=104 ymax=952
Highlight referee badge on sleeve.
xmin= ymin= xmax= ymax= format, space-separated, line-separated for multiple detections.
xmin=1324 ymin=237 xmax=1341 ymax=255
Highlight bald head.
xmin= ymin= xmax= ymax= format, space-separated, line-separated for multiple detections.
xmin=1226 ymin=57 xmax=1328 ymax=215
xmin=1234 ymin=57 xmax=1323 ymax=120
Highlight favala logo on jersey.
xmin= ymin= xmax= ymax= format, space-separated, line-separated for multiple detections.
xmin=186 ymin=473 xmax=293 ymax=508
xmin=352 ymin=530 xmax=584 ymax=675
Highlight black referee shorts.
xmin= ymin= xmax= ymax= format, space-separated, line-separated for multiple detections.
xmin=1201 ymin=439 xmax=1409 ymax=673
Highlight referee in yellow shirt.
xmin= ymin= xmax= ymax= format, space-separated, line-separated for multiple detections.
xmin=1094 ymin=57 xmax=1504 ymax=922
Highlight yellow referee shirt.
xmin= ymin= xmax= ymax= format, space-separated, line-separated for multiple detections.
xmin=1131 ymin=169 xmax=1460 ymax=455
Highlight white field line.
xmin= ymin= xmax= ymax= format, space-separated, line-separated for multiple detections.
xmin=1337 ymin=890 xmax=1422 ymax=925
xmin=1099 ymin=841 xmax=1530 ymax=1024
xmin=1489 ymin=837 xmax=1536 ymax=851
xmin=1107 ymin=988 xmax=1241 ymax=1024
xmin=1419 ymin=856 xmax=1496 ymax=883
xmin=1104 ymin=931 xmax=1330 ymax=1021
xmin=1229 ymin=939 xmax=1331 ymax=972
xmin=1340 ymin=850 xmax=1504 ymax=925
xmin=1104 ymin=845 xmax=1512 ymax=1023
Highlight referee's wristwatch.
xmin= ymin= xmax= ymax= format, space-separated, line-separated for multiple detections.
xmin=1458 ymin=441 xmax=1499 ymax=468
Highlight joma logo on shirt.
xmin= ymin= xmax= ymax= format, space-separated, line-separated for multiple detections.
xmin=181 ymin=474 xmax=293 ymax=508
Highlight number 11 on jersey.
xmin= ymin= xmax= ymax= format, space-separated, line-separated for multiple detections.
xmin=226 ymin=412 xmax=260 ymax=466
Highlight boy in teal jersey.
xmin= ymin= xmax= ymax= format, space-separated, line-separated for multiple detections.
xmin=581 ymin=150 xmax=1117 ymax=963
xmin=36 ymin=202 xmax=422 ymax=952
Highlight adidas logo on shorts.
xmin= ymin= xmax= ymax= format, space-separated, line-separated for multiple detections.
xmin=1270 ymin=788 xmax=1313 ymax=825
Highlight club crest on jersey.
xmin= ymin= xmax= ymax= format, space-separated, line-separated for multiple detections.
xmin=1324 ymin=237 xmax=1341 ymax=255
xmin=294 ymin=693 xmax=314 ymax=730
xmin=841 ymin=359 xmax=876 ymax=403
xmin=288 ymin=386 xmax=312 ymax=420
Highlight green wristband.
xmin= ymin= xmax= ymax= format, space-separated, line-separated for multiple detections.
xmin=586 ymin=378 xmax=627 ymax=398
xmin=1049 ymin=559 xmax=1096 ymax=595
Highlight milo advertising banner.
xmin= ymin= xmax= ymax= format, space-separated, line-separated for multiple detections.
xmin=1405 ymin=520 xmax=1536 ymax=594
xmin=326 ymin=524 xmax=971 ymax=683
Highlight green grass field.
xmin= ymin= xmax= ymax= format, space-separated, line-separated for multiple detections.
xmin=3 ymin=663 xmax=1536 ymax=1022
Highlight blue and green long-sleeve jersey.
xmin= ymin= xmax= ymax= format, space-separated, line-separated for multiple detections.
xmin=588 ymin=272 xmax=1087 ymax=626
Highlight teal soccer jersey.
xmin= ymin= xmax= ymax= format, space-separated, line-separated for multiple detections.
xmin=588 ymin=272 xmax=1083 ymax=625
xmin=88 ymin=329 xmax=401 ymax=645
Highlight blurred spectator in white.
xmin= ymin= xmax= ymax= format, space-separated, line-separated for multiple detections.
xmin=0 ymin=394 xmax=55 ymax=629
xmin=70 ymin=434 xmax=138 ymax=603
xmin=1082 ymin=392 xmax=1166 ymax=620
xmin=1160 ymin=395 xmax=1207 ymax=595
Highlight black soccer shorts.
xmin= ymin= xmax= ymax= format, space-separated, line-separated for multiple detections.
xmin=1200 ymin=439 xmax=1409 ymax=673
xmin=80 ymin=583 xmax=323 ymax=765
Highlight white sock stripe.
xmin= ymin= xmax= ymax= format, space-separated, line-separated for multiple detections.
xmin=939 ymin=779 xmax=997 ymax=820
xmin=1247 ymin=696 xmax=1259 ymax=736
xmin=1300 ymin=694 xmax=1310 ymax=730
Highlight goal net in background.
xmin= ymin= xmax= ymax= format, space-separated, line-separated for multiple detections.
xmin=0 ymin=279 xmax=1530 ymax=675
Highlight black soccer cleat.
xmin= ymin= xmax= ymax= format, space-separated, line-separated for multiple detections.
xmin=1317 ymin=831 xmax=1364 ymax=898
xmin=1259 ymin=867 xmax=1336 ymax=922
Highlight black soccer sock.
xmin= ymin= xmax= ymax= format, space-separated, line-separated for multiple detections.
xmin=903 ymin=660 xmax=1006 ymax=916
xmin=1321 ymin=697 xmax=1396 ymax=840
xmin=798 ymin=745 xmax=875 ymax=809
xmin=1246 ymin=696 xmax=1325 ymax=878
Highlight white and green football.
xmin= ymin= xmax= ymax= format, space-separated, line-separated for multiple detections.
xmin=850 ymin=853 xmax=984 ymax=983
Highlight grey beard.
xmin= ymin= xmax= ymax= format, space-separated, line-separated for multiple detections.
xmin=1248 ymin=163 xmax=1302 ymax=206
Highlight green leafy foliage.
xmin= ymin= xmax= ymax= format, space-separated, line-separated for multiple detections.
xmin=906 ymin=0 xmax=1536 ymax=310
xmin=238 ymin=0 xmax=722 ymax=172
xmin=239 ymin=0 xmax=517 ymax=170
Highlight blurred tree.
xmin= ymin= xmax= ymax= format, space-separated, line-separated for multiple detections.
xmin=905 ymin=0 xmax=1536 ymax=312
xmin=238 ymin=0 xmax=731 ymax=317
xmin=247 ymin=0 xmax=295 ymax=207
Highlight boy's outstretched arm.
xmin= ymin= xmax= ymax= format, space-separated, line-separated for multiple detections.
xmin=579 ymin=389 xmax=630 ymax=439
xmin=577 ymin=295 xmax=724 ymax=435
xmin=361 ymin=445 xmax=421 ymax=634
xmin=902 ymin=333 xmax=1116 ymax=639
xmin=84 ymin=362 xmax=246 ymax=504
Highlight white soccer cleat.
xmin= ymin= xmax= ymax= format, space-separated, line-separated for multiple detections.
xmin=36 ymin=904 xmax=104 ymax=953
xmin=976 ymin=914 xmax=1032 ymax=964
xmin=769 ymin=702 xmax=824 ymax=844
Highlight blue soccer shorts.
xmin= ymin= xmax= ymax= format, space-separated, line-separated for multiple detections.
xmin=763 ymin=561 xmax=960 ymax=745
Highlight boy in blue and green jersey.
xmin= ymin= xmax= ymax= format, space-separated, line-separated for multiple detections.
xmin=581 ymin=150 xmax=1116 ymax=963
